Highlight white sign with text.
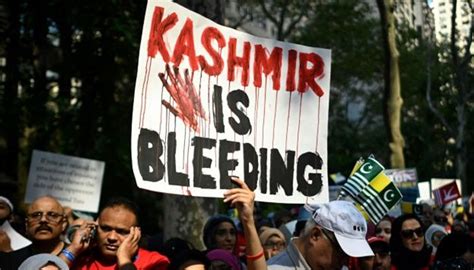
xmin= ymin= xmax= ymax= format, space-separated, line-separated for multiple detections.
xmin=131 ymin=1 xmax=331 ymax=204
xmin=25 ymin=150 xmax=105 ymax=213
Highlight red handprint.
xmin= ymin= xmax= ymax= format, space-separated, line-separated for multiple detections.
xmin=159 ymin=64 xmax=206 ymax=132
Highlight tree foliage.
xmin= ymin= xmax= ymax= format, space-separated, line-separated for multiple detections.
xmin=294 ymin=0 xmax=388 ymax=174
xmin=0 ymin=0 xmax=167 ymax=234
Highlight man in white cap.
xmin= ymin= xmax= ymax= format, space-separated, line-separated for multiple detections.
xmin=267 ymin=200 xmax=374 ymax=270
xmin=0 ymin=196 xmax=14 ymax=225
xmin=0 ymin=195 xmax=15 ymax=253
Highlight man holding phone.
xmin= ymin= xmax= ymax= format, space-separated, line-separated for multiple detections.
xmin=63 ymin=197 xmax=169 ymax=270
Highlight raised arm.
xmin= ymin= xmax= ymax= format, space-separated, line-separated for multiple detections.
xmin=224 ymin=177 xmax=267 ymax=270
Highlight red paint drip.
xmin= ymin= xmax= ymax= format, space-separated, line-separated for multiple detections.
xmin=271 ymin=90 xmax=279 ymax=148
xmin=296 ymin=93 xmax=303 ymax=158
xmin=254 ymin=87 xmax=259 ymax=147
xmin=207 ymin=75 xmax=211 ymax=138
xmin=285 ymin=92 xmax=293 ymax=152
xmin=139 ymin=57 xmax=150 ymax=128
xmin=261 ymin=77 xmax=268 ymax=147
xmin=198 ymin=70 xmax=203 ymax=136
xmin=159 ymin=64 xmax=167 ymax=135
xmin=315 ymin=97 xmax=321 ymax=153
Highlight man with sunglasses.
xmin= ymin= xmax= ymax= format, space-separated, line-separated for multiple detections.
xmin=267 ymin=200 xmax=374 ymax=270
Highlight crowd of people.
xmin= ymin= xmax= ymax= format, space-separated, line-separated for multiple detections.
xmin=0 ymin=177 xmax=473 ymax=270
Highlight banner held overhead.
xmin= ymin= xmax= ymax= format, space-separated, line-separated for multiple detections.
xmin=131 ymin=1 xmax=332 ymax=204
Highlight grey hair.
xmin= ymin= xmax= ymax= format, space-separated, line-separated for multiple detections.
xmin=301 ymin=218 xmax=318 ymax=238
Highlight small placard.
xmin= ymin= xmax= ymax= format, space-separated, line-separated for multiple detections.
xmin=25 ymin=150 xmax=105 ymax=213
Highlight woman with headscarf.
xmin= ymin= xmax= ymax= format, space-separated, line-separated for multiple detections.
xmin=202 ymin=215 xmax=238 ymax=253
xmin=425 ymin=224 xmax=447 ymax=256
xmin=258 ymin=228 xmax=286 ymax=260
xmin=390 ymin=214 xmax=432 ymax=270
xmin=207 ymin=249 xmax=241 ymax=270
xmin=202 ymin=215 xmax=247 ymax=270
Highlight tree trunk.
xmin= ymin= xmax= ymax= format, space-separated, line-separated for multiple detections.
xmin=377 ymin=0 xmax=405 ymax=168
xmin=163 ymin=194 xmax=218 ymax=249
xmin=31 ymin=0 xmax=49 ymax=148
xmin=449 ymin=0 xmax=470 ymax=195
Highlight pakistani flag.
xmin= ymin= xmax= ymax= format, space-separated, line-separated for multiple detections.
xmin=401 ymin=201 xmax=423 ymax=215
xmin=341 ymin=157 xmax=385 ymax=198
xmin=353 ymin=173 xmax=403 ymax=223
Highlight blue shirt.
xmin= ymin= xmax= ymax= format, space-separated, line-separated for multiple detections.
xmin=267 ymin=238 xmax=311 ymax=270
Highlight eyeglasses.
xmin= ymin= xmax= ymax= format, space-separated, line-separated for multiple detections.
xmin=27 ymin=211 xmax=64 ymax=224
xmin=264 ymin=241 xmax=286 ymax=250
xmin=400 ymin=227 xmax=424 ymax=239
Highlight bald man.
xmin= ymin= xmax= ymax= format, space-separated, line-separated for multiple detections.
xmin=0 ymin=195 xmax=68 ymax=270
xmin=25 ymin=195 xmax=68 ymax=254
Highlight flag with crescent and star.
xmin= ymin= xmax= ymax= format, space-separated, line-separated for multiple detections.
xmin=340 ymin=157 xmax=384 ymax=198
xmin=352 ymin=173 xmax=402 ymax=223
xmin=401 ymin=201 xmax=423 ymax=215
xmin=340 ymin=156 xmax=403 ymax=223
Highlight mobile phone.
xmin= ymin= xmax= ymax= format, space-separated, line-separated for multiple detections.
xmin=81 ymin=225 xmax=97 ymax=244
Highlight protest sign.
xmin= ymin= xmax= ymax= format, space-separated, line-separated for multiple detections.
xmin=431 ymin=178 xmax=462 ymax=204
xmin=0 ymin=221 xmax=31 ymax=250
xmin=385 ymin=168 xmax=419 ymax=202
xmin=417 ymin=181 xmax=431 ymax=202
xmin=432 ymin=181 xmax=461 ymax=206
xmin=131 ymin=1 xmax=331 ymax=204
xmin=25 ymin=150 xmax=105 ymax=213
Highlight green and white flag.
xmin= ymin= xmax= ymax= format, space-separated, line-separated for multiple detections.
xmin=341 ymin=156 xmax=403 ymax=223
xmin=353 ymin=173 xmax=403 ymax=223
xmin=341 ymin=157 xmax=384 ymax=198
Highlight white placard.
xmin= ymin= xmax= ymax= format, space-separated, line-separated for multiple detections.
xmin=0 ymin=221 xmax=31 ymax=250
xmin=131 ymin=1 xmax=331 ymax=204
xmin=417 ymin=181 xmax=431 ymax=202
xmin=25 ymin=150 xmax=105 ymax=213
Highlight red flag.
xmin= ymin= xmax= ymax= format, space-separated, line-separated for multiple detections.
xmin=432 ymin=181 xmax=461 ymax=206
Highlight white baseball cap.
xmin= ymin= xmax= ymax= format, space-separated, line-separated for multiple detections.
xmin=305 ymin=200 xmax=374 ymax=257
xmin=0 ymin=196 xmax=13 ymax=212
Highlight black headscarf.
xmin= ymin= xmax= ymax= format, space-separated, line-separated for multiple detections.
xmin=390 ymin=214 xmax=432 ymax=270
xmin=202 ymin=215 xmax=236 ymax=250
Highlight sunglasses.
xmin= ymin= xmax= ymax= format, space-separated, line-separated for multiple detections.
xmin=400 ymin=227 xmax=424 ymax=239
